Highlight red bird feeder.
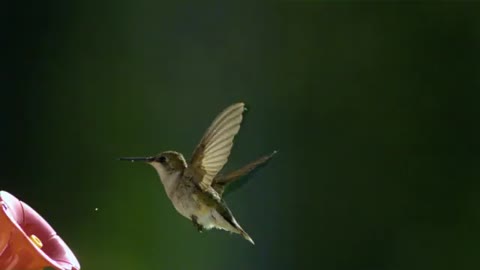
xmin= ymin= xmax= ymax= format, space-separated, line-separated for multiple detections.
xmin=0 ymin=191 xmax=80 ymax=270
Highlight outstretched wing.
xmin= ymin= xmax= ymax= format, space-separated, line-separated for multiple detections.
xmin=187 ymin=102 xmax=246 ymax=191
xmin=212 ymin=150 xmax=277 ymax=196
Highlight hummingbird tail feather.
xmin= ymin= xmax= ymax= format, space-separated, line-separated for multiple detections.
xmin=240 ymin=230 xmax=255 ymax=245
xmin=215 ymin=201 xmax=255 ymax=245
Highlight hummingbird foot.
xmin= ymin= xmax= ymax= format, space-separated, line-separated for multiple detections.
xmin=191 ymin=215 xmax=204 ymax=233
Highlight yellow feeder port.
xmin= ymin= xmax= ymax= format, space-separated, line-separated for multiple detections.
xmin=30 ymin=234 xmax=43 ymax=248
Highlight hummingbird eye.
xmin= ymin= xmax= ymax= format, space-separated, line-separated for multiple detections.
xmin=158 ymin=156 xmax=167 ymax=163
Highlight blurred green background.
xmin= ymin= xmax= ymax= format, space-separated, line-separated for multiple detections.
xmin=3 ymin=2 xmax=480 ymax=270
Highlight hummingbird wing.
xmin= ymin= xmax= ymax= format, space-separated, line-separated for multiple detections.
xmin=188 ymin=102 xmax=246 ymax=191
xmin=213 ymin=150 xmax=277 ymax=196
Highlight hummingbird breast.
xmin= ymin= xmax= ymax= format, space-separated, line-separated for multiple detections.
xmin=169 ymin=177 xmax=205 ymax=219
xmin=169 ymin=176 xmax=239 ymax=232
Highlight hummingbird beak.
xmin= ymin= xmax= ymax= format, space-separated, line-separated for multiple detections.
xmin=118 ymin=157 xmax=154 ymax=162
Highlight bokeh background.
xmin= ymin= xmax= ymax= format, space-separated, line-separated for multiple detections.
xmin=3 ymin=2 xmax=480 ymax=270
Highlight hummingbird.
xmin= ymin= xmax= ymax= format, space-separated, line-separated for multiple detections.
xmin=120 ymin=102 xmax=276 ymax=245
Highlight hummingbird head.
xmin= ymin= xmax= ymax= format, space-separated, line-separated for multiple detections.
xmin=149 ymin=151 xmax=188 ymax=174
xmin=119 ymin=151 xmax=187 ymax=188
